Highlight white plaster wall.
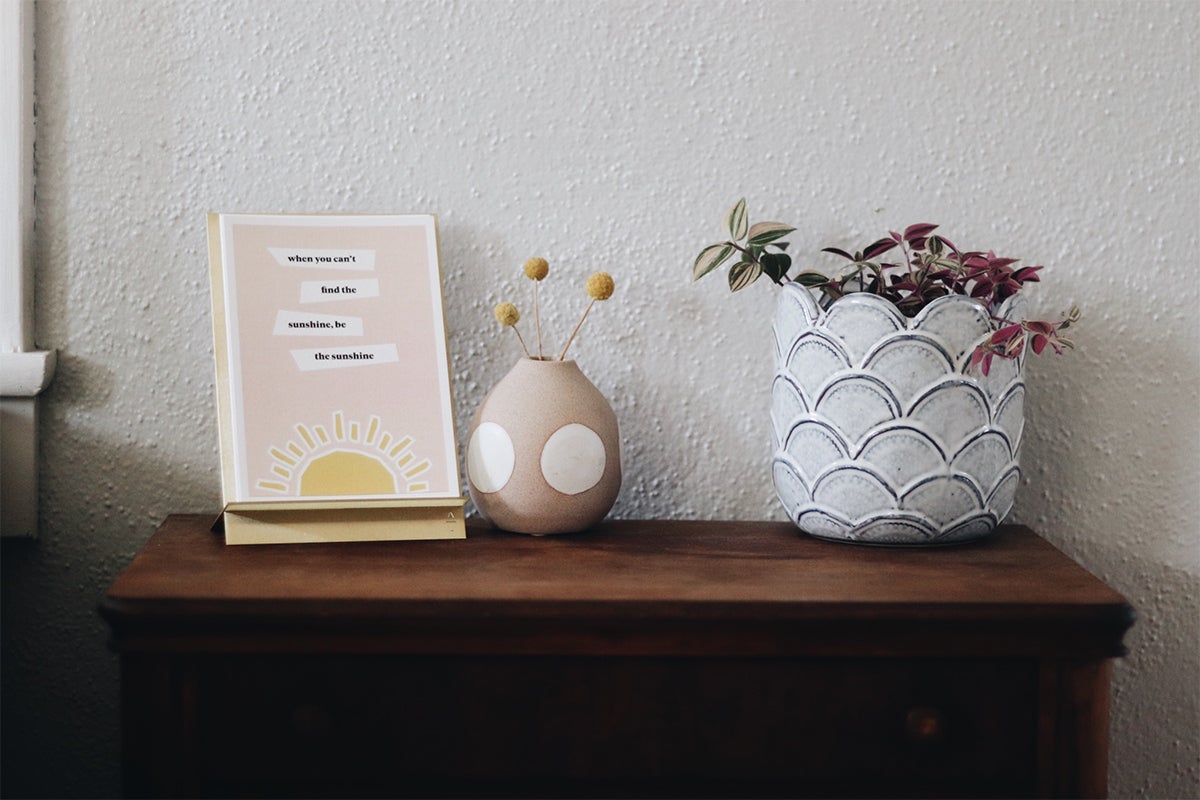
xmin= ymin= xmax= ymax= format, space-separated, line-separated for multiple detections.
xmin=2 ymin=1 xmax=1196 ymax=796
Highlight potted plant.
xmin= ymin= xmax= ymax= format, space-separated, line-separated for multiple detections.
xmin=694 ymin=199 xmax=1078 ymax=545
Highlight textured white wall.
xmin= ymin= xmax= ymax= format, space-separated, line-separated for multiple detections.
xmin=2 ymin=1 xmax=1196 ymax=796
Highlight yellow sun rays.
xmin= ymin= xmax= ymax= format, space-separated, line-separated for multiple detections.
xmin=255 ymin=410 xmax=432 ymax=497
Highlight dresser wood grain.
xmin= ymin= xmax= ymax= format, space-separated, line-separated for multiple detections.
xmin=100 ymin=515 xmax=1133 ymax=798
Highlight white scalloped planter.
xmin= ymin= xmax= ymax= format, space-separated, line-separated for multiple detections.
xmin=772 ymin=284 xmax=1027 ymax=545
xmin=466 ymin=358 xmax=621 ymax=535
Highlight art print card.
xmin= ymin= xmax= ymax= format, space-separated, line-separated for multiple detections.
xmin=208 ymin=213 xmax=464 ymax=544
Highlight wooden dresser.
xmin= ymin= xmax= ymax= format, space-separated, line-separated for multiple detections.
xmin=100 ymin=515 xmax=1133 ymax=798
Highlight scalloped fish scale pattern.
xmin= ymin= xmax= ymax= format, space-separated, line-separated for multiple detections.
xmin=823 ymin=297 xmax=904 ymax=364
xmin=772 ymin=285 xmax=1025 ymax=545
xmin=786 ymin=332 xmax=849 ymax=398
xmin=858 ymin=425 xmax=945 ymax=489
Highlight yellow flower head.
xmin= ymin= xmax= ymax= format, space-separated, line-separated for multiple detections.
xmin=523 ymin=257 xmax=550 ymax=281
xmin=586 ymin=272 xmax=615 ymax=301
xmin=493 ymin=302 xmax=520 ymax=326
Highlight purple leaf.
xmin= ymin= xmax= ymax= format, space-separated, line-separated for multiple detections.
xmin=862 ymin=238 xmax=899 ymax=260
xmin=991 ymin=324 xmax=1023 ymax=345
xmin=981 ymin=351 xmax=994 ymax=375
xmin=821 ymin=247 xmax=855 ymax=260
xmin=904 ymin=223 xmax=939 ymax=241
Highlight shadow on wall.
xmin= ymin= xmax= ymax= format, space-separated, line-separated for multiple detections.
xmin=1 ymin=358 xmax=221 ymax=800
xmin=1015 ymin=329 xmax=1200 ymax=798
xmin=1077 ymin=537 xmax=1200 ymax=798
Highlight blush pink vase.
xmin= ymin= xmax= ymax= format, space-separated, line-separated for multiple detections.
xmin=466 ymin=358 xmax=621 ymax=535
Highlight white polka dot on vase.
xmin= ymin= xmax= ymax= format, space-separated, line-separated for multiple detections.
xmin=467 ymin=422 xmax=515 ymax=494
xmin=540 ymin=423 xmax=606 ymax=495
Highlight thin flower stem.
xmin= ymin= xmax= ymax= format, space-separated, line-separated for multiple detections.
xmin=511 ymin=325 xmax=531 ymax=358
xmin=558 ymin=300 xmax=594 ymax=361
xmin=533 ymin=283 xmax=543 ymax=359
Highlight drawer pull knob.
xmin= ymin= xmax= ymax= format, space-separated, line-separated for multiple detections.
xmin=905 ymin=706 xmax=946 ymax=743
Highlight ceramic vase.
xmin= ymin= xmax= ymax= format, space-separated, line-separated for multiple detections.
xmin=771 ymin=283 xmax=1027 ymax=545
xmin=466 ymin=358 xmax=621 ymax=535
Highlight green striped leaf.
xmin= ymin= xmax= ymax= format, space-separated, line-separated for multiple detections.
xmin=793 ymin=270 xmax=831 ymax=287
xmin=725 ymin=198 xmax=748 ymax=241
xmin=727 ymin=260 xmax=762 ymax=291
xmin=693 ymin=243 xmax=735 ymax=281
xmin=747 ymin=221 xmax=796 ymax=247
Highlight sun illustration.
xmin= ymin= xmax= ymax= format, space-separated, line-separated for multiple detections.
xmin=255 ymin=411 xmax=432 ymax=497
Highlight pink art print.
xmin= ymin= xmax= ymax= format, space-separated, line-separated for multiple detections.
xmin=215 ymin=214 xmax=459 ymax=502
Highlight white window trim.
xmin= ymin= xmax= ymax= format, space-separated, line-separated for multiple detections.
xmin=1 ymin=0 xmax=55 ymax=537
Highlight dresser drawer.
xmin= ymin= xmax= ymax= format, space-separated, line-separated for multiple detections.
xmin=182 ymin=654 xmax=1038 ymax=798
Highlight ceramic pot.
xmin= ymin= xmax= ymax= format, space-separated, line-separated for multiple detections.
xmin=466 ymin=358 xmax=621 ymax=535
xmin=771 ymin=283 xmax=1027 ymax=545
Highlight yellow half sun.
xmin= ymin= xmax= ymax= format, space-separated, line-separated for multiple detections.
xmin=255 ymin=411 xmax=431 ymax=497
xmin=300 ymin=451 xmax=396 ymax=495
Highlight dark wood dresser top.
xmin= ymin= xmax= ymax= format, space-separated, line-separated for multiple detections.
xmin=101 ymin=515 xmax=1132 ymax=659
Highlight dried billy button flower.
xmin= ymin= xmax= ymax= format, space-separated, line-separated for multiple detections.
xmin=493 ymin=261 xmax=618 ymax=361
xmin=523 ymin=257 xmax=550 ymax=356
xmin=560 ymin=272 xmax=615 ymax=361
xmin=586 ymin=272 xmax=615 ymax=301
xmin=493 ymin=302 xmax=520 ymax=326
xmin=493 ymin=302 xmax=530 ymax=357
xmin=523 ymin=257 xmax=549 ymax=281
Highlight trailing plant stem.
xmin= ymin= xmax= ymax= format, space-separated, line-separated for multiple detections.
xmin=726 ymin=241 xmax=789 ymax=285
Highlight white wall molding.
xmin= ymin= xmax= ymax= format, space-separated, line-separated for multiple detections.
xmin=2 ymin=0 xmax=36 ymax=354
xmin=0 ymin=350 xmax=56 ymax=397
xmin=1 ymin=0 xmax=50 ymax=538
